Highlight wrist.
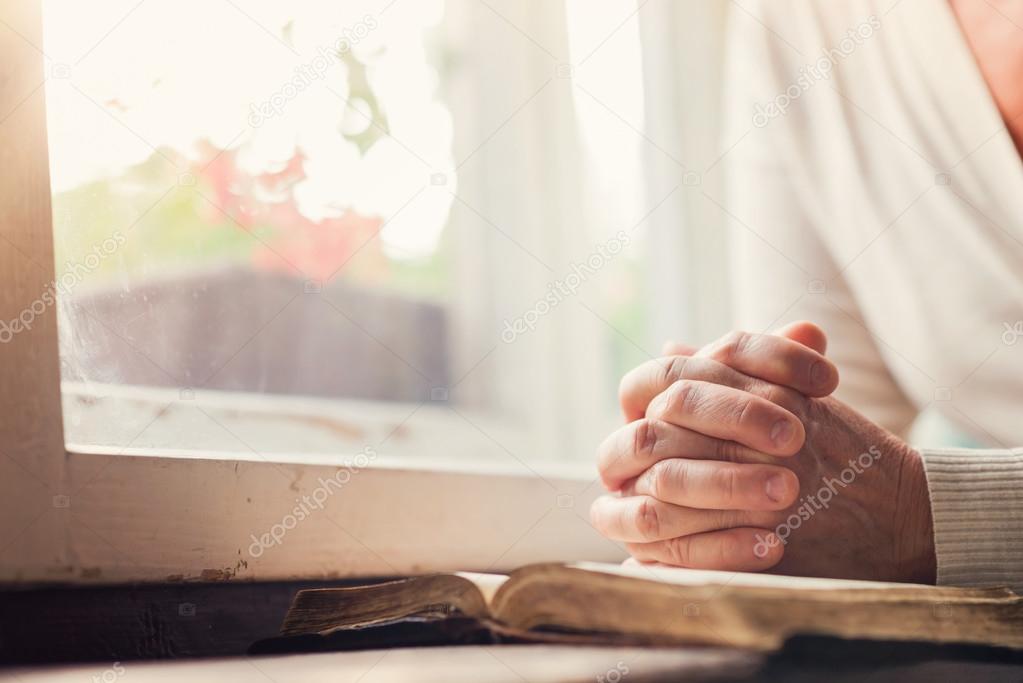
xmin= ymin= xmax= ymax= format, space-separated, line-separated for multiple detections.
xmin=891 ymin=443 xmax=936 ymax=584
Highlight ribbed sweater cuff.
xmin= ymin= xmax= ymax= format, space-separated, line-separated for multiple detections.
xmin=919 ymin=448 xmax=1023 ymax=592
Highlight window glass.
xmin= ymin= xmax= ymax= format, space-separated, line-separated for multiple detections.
xmin=43 ymin=0 xmax=652 ymax=465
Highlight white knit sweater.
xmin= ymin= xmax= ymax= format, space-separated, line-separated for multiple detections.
xmin=722 ymin=0 xmax=1023 ymax=590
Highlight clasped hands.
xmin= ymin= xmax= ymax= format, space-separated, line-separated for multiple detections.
xmin=591 ymin=322 xmax=936 ymax=583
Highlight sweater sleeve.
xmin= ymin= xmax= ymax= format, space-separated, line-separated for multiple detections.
xmin=920 ymin=448 xmax=1023 ymax=592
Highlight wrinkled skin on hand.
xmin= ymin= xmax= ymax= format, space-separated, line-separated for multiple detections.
xmin=591 ymin=322 xmax=935 ymax=583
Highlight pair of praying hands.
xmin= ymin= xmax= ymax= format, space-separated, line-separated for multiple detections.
xmin=590 ymin=322 xmax=935 ymax=583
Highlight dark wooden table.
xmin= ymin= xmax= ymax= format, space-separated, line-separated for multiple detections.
xmin=8 ymin=643 xmax=1023 ymax=683
xmin=4 ymin=581 xmax=1023 ymax=682
xmin=2 ymin=645 xmax=758 ymax=682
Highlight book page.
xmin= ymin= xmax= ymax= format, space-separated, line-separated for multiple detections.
xmin=454 ymin=572 xmax=509 ymax=604
xmin=571 ymin=562 xmax=934 ymax=591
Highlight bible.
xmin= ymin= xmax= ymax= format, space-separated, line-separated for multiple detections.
xmin=272 ymin=562 xmax=1023 ymax=651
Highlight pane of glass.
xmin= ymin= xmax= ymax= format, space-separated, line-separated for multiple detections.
xmin=43 ymin=0 xmax=654 ymax=466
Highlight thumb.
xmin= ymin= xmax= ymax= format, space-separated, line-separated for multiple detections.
xmin=772 ymin=320 xmax=828 ymax=355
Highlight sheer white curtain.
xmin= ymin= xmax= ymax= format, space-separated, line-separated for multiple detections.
xmin=637 ymin=0 xmax=733 ymax=348
xmin=443 ymin=0 xmax=611 ymax=463
xmin=444 ymin=0 xmax=737 ymax=463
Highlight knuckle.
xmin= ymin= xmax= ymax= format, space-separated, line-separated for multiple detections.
xmin=631 ymin=419 xmax=658 ymax=462
xmin=756 ymin=381 xmax=809 ymax=416
xmin=714 ymin=438 xmax=744 ymax=463
xmin=647 ymin=459 xmax=681 ymax=499
xmin=712 ymin=330 xmax=752 ymax=365
xmin=665 ymin=535 xmax=694 ymax=567
xmin=645 ymin=461 xmax=665 ymax=498
xmin=655 ymin=355 xmax=691 ymax=392
xmin=665 ymin=379 xmax=700 ymax=416
xmin=712 ymin=466 xmax=739 ymax=505
xmin=759 ymin=382 xmax=790 ymax=407
xmin=714 ymin=508 xmax=746 ymax=530
xmin=634 ymin=497 xmax=661 ymax=539
xmin=733 ymin=394 xmax=758 ymax=427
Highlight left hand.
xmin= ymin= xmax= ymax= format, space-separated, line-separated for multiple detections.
xmin=590 ymin=322 xmax=936 ymax=583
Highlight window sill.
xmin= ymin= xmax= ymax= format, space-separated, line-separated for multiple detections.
xmin=12 ymin=385 xmax=624 ymax=586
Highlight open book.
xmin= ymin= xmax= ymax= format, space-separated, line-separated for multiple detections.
xmin=273 ymin=562 xmax=1023 ymax=652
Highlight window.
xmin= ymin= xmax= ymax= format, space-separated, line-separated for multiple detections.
xmin=43 ymin=0 xmax=658 ymax=469
xmin=1 ymin=0 xmax=728 ymax=583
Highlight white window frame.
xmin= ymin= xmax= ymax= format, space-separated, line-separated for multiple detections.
xmin=1 ymin=1 xmax=736 ymax=588
xmin=0 ymin=0 xmax=626 ymax=584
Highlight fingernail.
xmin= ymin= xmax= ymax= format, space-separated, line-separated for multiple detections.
xmin=770 ymin=420 xmax=794 ymax=447
xmin=765 ymin=474 xmax=790 ymax=503
xmin=811 ymin=360 xmax=832 ymax=389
